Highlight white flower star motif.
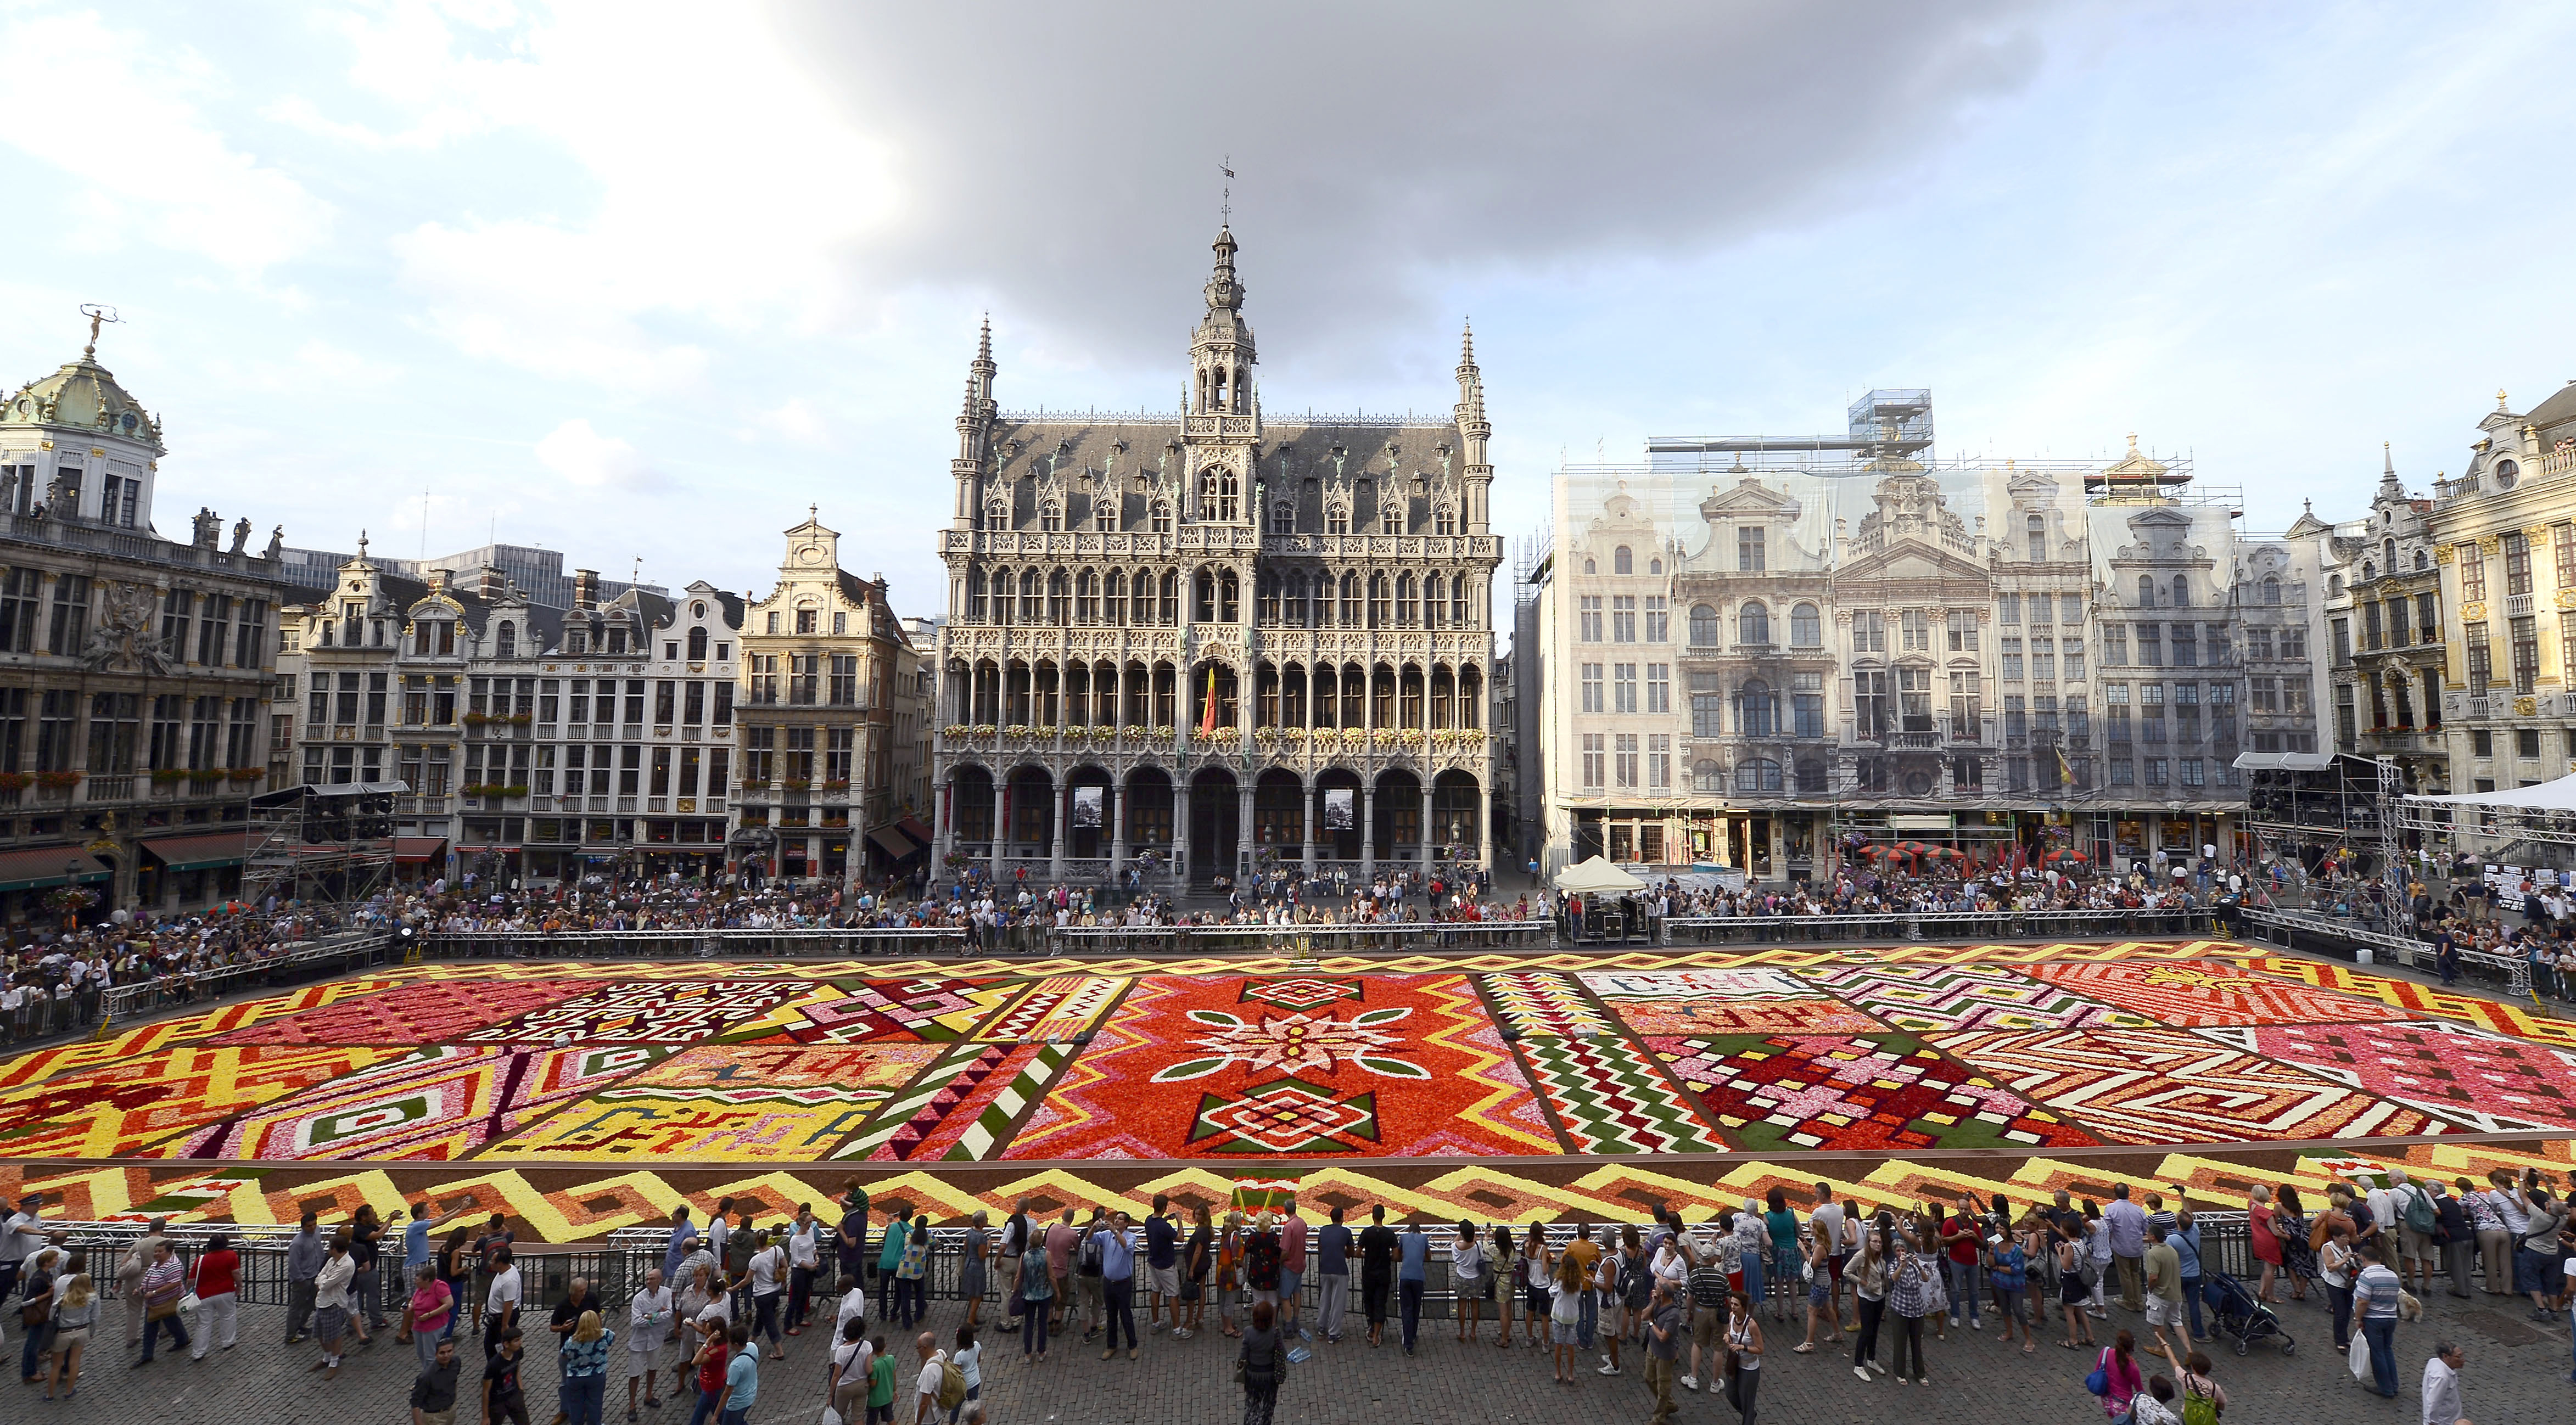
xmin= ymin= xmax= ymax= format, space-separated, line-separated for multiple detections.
xmin=1151 ymin=1006 xmax=1426 ymax=1082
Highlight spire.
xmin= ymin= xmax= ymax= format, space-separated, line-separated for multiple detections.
xmin=1459 ymin=318 xmax=1477 ymax=371
xmin=1203 ymin=226 xmax=1244 ymax=314
xmin=2380 ymin=440 xmax=2404 ymax=497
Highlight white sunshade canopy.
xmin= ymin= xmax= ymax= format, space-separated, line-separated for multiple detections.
xmin=2404 ymin=772 xmax=2576 ymax=811
xmin=1553 ymin=855 xmax=1648 ymax=895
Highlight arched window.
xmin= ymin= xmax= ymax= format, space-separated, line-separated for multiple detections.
xmin=687 ymin=626 xmax=708 ymax=659
xmin=2137 ymin=575 xmax=2155 ymax=608
xmin=1194 ymin=569 xmax=1217 ymax=624
xmin=1160 ymin=570 xmax=1180 ymax=624
xmin=1421 ymin=574 xmax=1443 ymax=629
xmin=1689 ymin=604 xmax=1720 ymax=647
xmin=2328 ymin=573 xmax=2343 ymax=596
xmin=1432 ymin=503 xmax=1457 ymax=536
xmin=2172 ymin=575 xmax=2190 ymax=607
xmin=1396 ymin=573 xmax=1419 ymax=626
xmin=1077 ymin=569 xmax=1101 ymax=624
xmin=1790 ymin=603 xmax=1821 ymax=647
xmin=1649 ymin=558 xmax=1662 ymax=575
xmin=1737 ymin=678 xmax=1777 ymax=736
xmin=1269 ymin=500 xmax=1295 ymax=535
xmin=1738 ymin=601 xmax=1771 ymax=646
xmin=1693 ymin=759 xmax=1724 ymax=793
xmin=983 ymin=499 xmax=1009 ymax=532
xmin=2026 ymin=513 xmax=2046 ymax=562
xmin=1582 ymin=558 xmax=1597 ymax=575
xmin=1340 ymin=571 xmax=1362 ymax=626
xmin=1048 ymin=569 xmax=1070 ymax=625
xmin=1018 ymin=569 xmax=1040 ymax=624
xmin=2362 ymin=562 xmax=2375 ymax=580
xmin=1734 ymin=758 xmax=1783 ymax=793
xmin=495 ymin=621 xmax=516 ymax=658
xmin=1150 ymin=502 xmax=1174 ymax=535
xmin=2413 ymin=549 xmax=2428 ymax=570
xmin=1200 ymin=466 xmax=1239 ymax=521
xmin=967 ymin=568 xmax=988 ymax=622
xmin=2383 ymin=537 xmax=2397 ymax=570
xmin=1104 ymin=569 xmax=1127 ymax=625
xmin=2262 ymin=576 xmax=2280 ymax=605
xmin=1368 ymin=573 xmax=1391 ymax=628
xmin=1614 ymin=546 xmax=1633 ymax=574
xmin=1451 ymin=576 xmax=1470 ymax=627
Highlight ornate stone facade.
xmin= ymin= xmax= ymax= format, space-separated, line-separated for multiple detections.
xmin=929 ymin=227 xmax=1502 ymax=886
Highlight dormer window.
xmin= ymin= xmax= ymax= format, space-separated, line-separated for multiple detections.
xmin=606 ymin=627 xmax=629 ymax=654
xmin=1149 ymin=502 xmax=1173 ymax=535
xmin=1433 ymin=504 xmax=1457 ymax=536
xmin=983 ymin=500 xmax=1009 ymax=532
xmin=1324 ymin=503 xmax=1349 ymax=536
xmin=567 ymin=626 xmax=587 ymax=654
xmin=1039 ymin=501 xmax=1064 ymax=533
xmin=796 ymin=607 xmax=817 ymax=635
xmin=1268 ymin=500 xmax=1295 ymax=535
xmin=495 ymin=622 xmax=516 ymax=658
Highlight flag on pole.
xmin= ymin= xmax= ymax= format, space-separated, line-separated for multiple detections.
xmin=1200 ymin=666 xmax=1221 ymax=736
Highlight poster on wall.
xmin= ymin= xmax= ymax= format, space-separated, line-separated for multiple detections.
xmin=1323 ymin=787 xmax=1354 ymax=831
xmin=1072 ymin=784 xmax=1104 ymax=829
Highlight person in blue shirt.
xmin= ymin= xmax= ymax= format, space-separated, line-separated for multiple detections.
xmin=715 ymin=1322 xmax=758 ymax=1424
xmin=1092 ymin=1211 xmax=1140 ymax=1360
xmin=1316 ymin=1207 xmax=1354 ymax=1344
xmin=664 ymin=1207 xmax=700 ymax=1285
xmin=1397 ymin=1220 xmax=1430 ymax=1356
xmin=2169 ymin=1197 xmax=2205 ymax=1344
xmin=405 ymin=1199 xmax=469 ymax=1280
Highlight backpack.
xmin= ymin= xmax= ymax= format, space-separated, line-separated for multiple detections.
xmin=2180 ymin=1378 xmax=2220 ymax=1425
xmin=2400 ymin=1186 xmax=2437 ymax=1237
xmin=1079 ymin=1230 xmax=1103 ymax=1277
xmin=1619 ymin=1254 xmax=1650 ymax=1310
xmin=935 ymin=1354 xmax=967 ymax=1411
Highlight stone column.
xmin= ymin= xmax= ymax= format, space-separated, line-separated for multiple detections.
xmin=1476 ymin=766 xmax=1492 ymax=874
xmin=932 ymin=767 xmax=953 ymax=872
xmin=1301 ymin=778 xmax=1318 ymax=876
xmin=1174 ymin=779 xmax=1192 ymax=888
xmin=1359 ymin=779 xmax=1375 ymax=879
xmin=988 ymin=776 xmax=1006 ymax=879
xmin=1110 ymin=773 xmax=1129 ymax=882
xmin=1419 ymin=773 xmax=1435 ymax=873
xmin=1049 ymin=773 xmax=1067 ymax=883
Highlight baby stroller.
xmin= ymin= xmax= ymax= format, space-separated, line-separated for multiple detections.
xmin=2202 ymin=1270 xmax=2293 ymax=1357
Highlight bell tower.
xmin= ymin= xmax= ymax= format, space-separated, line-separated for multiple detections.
xmin=1183 ymin=225 xmax=1259 ymax=524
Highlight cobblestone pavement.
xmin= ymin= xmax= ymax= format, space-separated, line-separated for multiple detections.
xmin=12 ymin=1278 xmax=2572 ymax=1425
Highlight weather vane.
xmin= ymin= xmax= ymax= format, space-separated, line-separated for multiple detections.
xmin=1220 ymin=155 xmax=1235 ymax=223
xmin=79 ymin=303 xmax=120 ymax=359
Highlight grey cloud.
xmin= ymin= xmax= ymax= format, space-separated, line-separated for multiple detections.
xmin=785 ymin=1 xmax=2054 ymax=380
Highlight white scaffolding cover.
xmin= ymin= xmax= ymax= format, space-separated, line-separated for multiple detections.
xmin=2404 ymin=773 xmax=2576 ymax=811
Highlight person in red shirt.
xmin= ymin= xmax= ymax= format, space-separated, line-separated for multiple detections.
xmin=689 ymin=1317 xmax=729 ymax=1425
xmin=1938 ymin=1196 xmax=1985 ymax=1333
xmin=189 ymin=1234 xmax=240 ymax=1359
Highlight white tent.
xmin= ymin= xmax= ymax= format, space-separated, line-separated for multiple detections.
xmin=1553 ymin=856 xmax=1647 ymax=895
xmin=2404 ymin=772 xmax=2576 ymax=811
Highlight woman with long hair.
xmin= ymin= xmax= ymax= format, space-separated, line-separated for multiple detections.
xmin=1547 ymin=1249 xmax=1586 ymax=1383
xmin=559 ymin=1308 xmax=614 ymax=1425
xmin=2093 ymin=1328 xmax=2144 ymax=1422
xmin=1849 ymin=1216 xmax=1890 ymax=1381
xmin=1487 ymin=1222 xmax=1517 ymax=1348
xmin=44 ymin=1272 xmax=95 ymax=1400
xmin=1238 ymin=1299 xmax=1287 ymax=1425
xmin=1724 ymin=1288 xmax=1767 ymax=1424
xmin=437 ymin=1226 xmax=473 ymax=1341
xmin=1520 ymin=1222 xmax=1553 ymax=1349
xmin=2271 ymin=1184 xmax=2315 ymax=1302
xmin=2247 ymin=1183 xmax=2283 ymax=1304
xmin=1451 ymin=1219 xmax=1486 ymax=1342
xmin=1885 ymin=1222 xmax=1933 ymax=1385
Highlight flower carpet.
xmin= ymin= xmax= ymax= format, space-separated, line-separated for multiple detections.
xmin=6 ymin=939 xmax=2576 ymax=1176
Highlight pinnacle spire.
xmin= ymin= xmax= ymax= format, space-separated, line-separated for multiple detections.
xmin=1459 ymin=318 xmax=1476 ymax=369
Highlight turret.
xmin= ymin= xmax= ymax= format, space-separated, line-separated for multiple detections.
xmin=1189 ymin=226 xmax=1256 ymax=416
xmin=952 ymin=318 xmax=996 ymax=528
xmin=1455 ymin=319 xmax=1493 ymax=534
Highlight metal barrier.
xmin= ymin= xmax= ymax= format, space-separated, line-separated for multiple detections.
xmin=420 ymin=927 xmax=970 ymax=959
xmin=1664 ymin=908 xmax=2213 ymax=946
xmin=2242 ymin=907 xmax=2534 ymax=997
xmin=103 ymin=930 xmax=397 ymax=1018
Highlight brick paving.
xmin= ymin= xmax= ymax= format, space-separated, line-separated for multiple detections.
xmin=12 ymin=1275 xmax=2572 ymax=1424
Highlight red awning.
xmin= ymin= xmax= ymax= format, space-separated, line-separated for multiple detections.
xmin=896 ymin=814 xmax=933 ymax=846
xmin=140 ymin=829 xmax=255 ymax=872
xmin=866 ymin=825 xmax=919 ymax=859
xmin=393 ymin=837 xmax=449 ymax=865
xmin=0 ymin=846 xmax=113 ymax=893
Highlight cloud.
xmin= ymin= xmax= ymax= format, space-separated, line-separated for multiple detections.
xmin=534 ymin=418 xmax=665 ymax=491
xmin=0 ymin=9 xmax=333 ymax=274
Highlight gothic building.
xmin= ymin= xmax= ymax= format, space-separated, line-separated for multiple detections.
xmin=930 ymin=227 xmax=1503 ymax=885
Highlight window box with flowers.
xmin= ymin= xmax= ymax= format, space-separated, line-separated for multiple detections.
xmin=35 ymin=770 xmax=85 ymax=794
xmin=462 ymin=711 xmax=494 ymax=727
xmin=942 ymin=723 xmax=973 ymax=741
xmin=499 ymin=784 xmax=528 ymax=798
xmin=0 ymin=771 xmax=29 ymax=794
xmin=738 ymin=777 xmax=772 ymax=792
xmin=1003 ymin=725 xmax=1032 ymax=740
xmin=1201 ymin=726 xmax=1241 ymax=747
xmin=150 ymin=767 xmax=190 ymax=786
xmin=821 ymin=778 xmax=851 ymax=793
xmin=506 ymin=712 xmax=533 ymax=727
xmin=227 ymin=767 xmax=265 ymax=783
xmin=782 ymin=777 xmax=814 ymax=792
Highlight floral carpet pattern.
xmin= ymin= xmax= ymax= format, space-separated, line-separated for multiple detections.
xmin=5 ymin=940 xmax=2572 ymax=1166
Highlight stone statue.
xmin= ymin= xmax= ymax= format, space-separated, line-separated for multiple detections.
xmin=192 ymin=507 xmax=219 ymax=548
xmin=265 ymin=524 xmax=284 ymax=562
xmin=228 ymin=516 xmax=251 ymax=554
xmin=81 ymin=581 xmax=167 ymax=674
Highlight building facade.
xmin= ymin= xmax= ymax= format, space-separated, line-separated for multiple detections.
xmin=732 ymin=515 xmax=923 ymax=883
xmin=1536 ymin=397 xmax=2268 ymax=882
xmin=929 ymin=227 xmax=1503 ymax=886
xmin=0 ymin=328 xmax=284 ymax=919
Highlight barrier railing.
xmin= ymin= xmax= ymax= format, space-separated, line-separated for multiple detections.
xmin=2242 ymin=907 xmax=2533 ymax=997
xmin=419 ymin=927 xmax=970 ymax=959
xmin=1662 ymin=907 xmax=2213 ymax=945
xmin=103 ymin=930 xmax=397 ymax=1018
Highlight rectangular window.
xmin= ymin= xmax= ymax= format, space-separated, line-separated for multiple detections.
xmin=2181 ymin=758 xmax=2205 ymax=788
xmin=2003 ymin=694 xmax=2027 ymax=744
xmin=1999 ymin=592 xmax=2020 ymax=625
xmin=2471 ymin=728 xmax=2493 ymax=758
xmin=654 ymin=680 xmax=677 ymax=725
xmin=829 ymin=654 xmax=859 ymax=706
xmin=2172 ymin=622 xmax=2197 ymax=667
xmin=1581 ymin=732 xmax=1605 ymax=788
xmin=1853 ymin=670 xmax=1889 ymax=740
xmin=2102 ymin=625 xmax=2127 ymax=666
xmin=1691 ymin=672 xmax=1726 ymax=739
xmin=2137 ymin=625 xmax=2162 ymax=666
xmin=1850 ymin=610 xmax=1884 ymax=654
xmin=1612 ymin=663 xmax=1637 ymax=713
xmin=2063 ymin=638 xmax=2084 ymax=681
xmin=1646 ymin=664 xmax=1670 ymax=714
xmin=1647 ymin=733 xmax=1671 ymax=789
xmin=712 ymin=681 xmax=733 ymax=726
xmin=1899 ymin=666 xmax=1933 ymax=733
xmin=2387 ymin=598 xmax=2409 ymax=647
xmin=2142 ymin=683 xmax=2167 ymax=743
xmin=1578 ymin=595 xmax=1603 ymax=642
xmin=2557 ymin=525 xmax=2576 ymax=594
xmin=826 ymin=726 xmax=854 ymax=784
xmin=2001 ymin=637 xmax=2023 ymax=681
xmin=46 ymin=574 xmax=89 ymax=656
xmin=2335 ymin=685 xmax=2357 ymax=747
xmin=2506 ymin=531 xmax=2533 ymax=596
xmin=2250 ymin=676 xmax=2277 ymax=712
xmin=2415 ymin=592 xmax=2437 ymax=646
xmin=1946 ymin=609 xmax=1976 ymax=654
xmin=1614 ymin=732 xmax=1639 ymax=788
xmin=2247 ymin=626 xmax=2273 ymax=660
xmin=2459 ymin=545 xmax=2486 ymax=602
xmin=2106 ymin=682 xmax=2132 ymax=744
xmin=1900 ymin=609 xmax=1929 ymax=652
xmin=2144 ymin=756 xmax=2169 ymax=787
xmin=2465 ymin=621 xmax=2491 ymax=693
xmin=2030 ymin=637 xmax=2053 ymax=682
xmin=2331 ymin=618 xmax=2350 ymax=663
xmin=2512 ymin=614 xmax=2539 ymax=693
xmin=1644 ymin=596 xmax=1668 ymax=642
xmin=1793 ymin=671 xmax=1824 ymax=739
xmin=2110 ymin=759 xmax=2135 ymax=787
xmin=1611 ymin=595 xmax=1636 ymax=643
xmin=1950 ymin=671 xmax=1981 ymax=742
xmin=2363 ymin=602 xmax=2384 ymax=652
xmin=1738 ymin=526 xmax=1765 ymax=571
xmin=2067 ymin=694 xmax=2088 ymax=739
xmin=1581 ymin=663 xmax=1604 ymax=713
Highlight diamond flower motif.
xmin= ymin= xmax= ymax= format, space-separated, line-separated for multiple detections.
xmin=1151 ymin=1006 xmax=1424 ymax=1082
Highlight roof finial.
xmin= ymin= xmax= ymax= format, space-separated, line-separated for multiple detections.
xmin=357 ymin=529 xmax=369 ymax=558
xmin=1459 ymin=317 xmax=1475 ymax=366
xmin=78 ymin=303 xmax=120 ymax=360
xmin=2498 ymin=388 xmax=2511 ymax=412
xmin=1220 ymin=154 xmax=1235 ymax=225
xmin=809 ymin=503 xmax=819 ymax=523
xmin=2126 ymin=431 xmax=2138 ymax=455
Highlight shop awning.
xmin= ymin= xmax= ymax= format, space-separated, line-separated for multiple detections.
xmin=866 ymin=824 xmax=921 ymax=860
xmin=896 ymin=814 xmax=934 ymax=846
xmin=140 ymin=829 xmax=254 ymax=873
xmin=393 ymin=837 xmax=449 ymax=864
xmin=0 ymin=847 xmax=114 ymax=893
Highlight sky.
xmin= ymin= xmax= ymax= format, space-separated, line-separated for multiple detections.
xmin=4 ymin=0 xmax=2572 ymax=618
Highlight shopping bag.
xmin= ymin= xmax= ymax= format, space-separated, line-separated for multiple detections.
xmin=2347 ymin=1332 xmax=2370 ymax=1381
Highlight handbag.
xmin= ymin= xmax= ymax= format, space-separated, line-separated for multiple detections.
xmin=146 ymin=1297 xmax=180 ymax=1321
xmin=2085 ymin=1346 xmax=2112 ymax=1397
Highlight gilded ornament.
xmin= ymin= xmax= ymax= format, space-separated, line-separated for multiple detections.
xmin=2479 ymin=536 xmax=2503 ymax=555
xmin=2516 ymin=697 xmax=2539 ymax=717
xmin=2459 ymin=602 xmax=2486 ymax=621
xmin=2432 ymin=545 xmax=2453 ymax=564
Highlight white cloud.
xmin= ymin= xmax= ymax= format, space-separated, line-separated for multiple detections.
xmin=534 ymin=417 xmax=663 ymax=490
xmin=0 ymin=9 xmax=333 ymax=274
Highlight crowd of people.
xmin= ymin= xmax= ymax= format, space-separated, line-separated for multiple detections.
xmin=8 ymin=1164 xmax=2567 ymax=1422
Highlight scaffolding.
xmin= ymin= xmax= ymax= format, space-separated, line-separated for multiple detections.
xmin=240 ymin=782 xmax=402 ymax=907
